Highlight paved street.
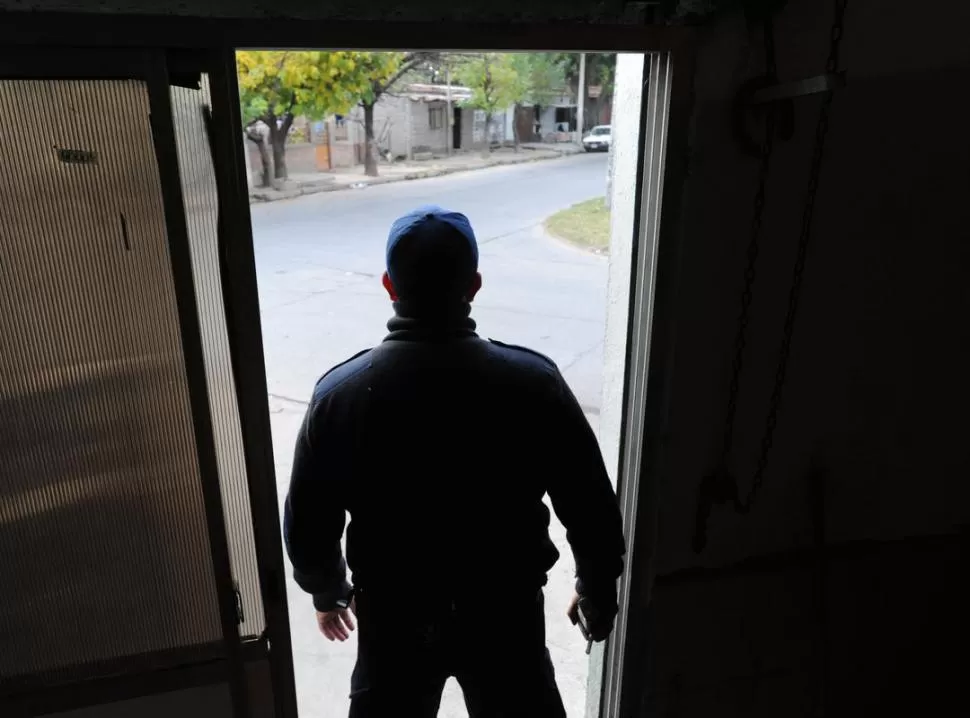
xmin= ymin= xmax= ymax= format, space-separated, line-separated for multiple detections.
xmin=253 ymin=152 xmax=610 ymax=717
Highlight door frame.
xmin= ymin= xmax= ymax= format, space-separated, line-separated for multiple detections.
xmin=0 ymin=15 xmax=697 ymax=718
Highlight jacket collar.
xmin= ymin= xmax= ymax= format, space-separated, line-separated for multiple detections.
xmin=384 ymin=300 xmax=478 ymax=342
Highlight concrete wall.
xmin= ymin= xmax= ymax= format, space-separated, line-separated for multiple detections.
xmin=594 ymin=50 xmax=645 ymax=718
xmin=455 ymin=107 xmax=473 ymax=150
xmin=409 ymin=100 xmax=452 ymax=154
xmin=609 ymin=1 xmax=970 ymax=714
xmin=369 ymin=94 xmax=410 ymax=159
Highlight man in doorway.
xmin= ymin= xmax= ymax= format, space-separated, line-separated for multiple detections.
xmin=284 ymin=205 xmax=626 ymax=717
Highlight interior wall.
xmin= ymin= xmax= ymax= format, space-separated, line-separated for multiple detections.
xmin=642 ymin=0 xmax=970 ymax=714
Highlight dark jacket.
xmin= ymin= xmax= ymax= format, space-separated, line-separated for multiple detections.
xmin=283 ymin=306 xmax=625 ymax=613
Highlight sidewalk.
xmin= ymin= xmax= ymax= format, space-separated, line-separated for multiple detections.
xmin=249 ymin=143 xmax=583 ymax=203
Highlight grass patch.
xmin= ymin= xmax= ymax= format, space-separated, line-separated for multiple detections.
xmin=544 ymin=197 xmax=611 ymax=253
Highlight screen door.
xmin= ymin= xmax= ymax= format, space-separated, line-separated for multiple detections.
xmin=0 ymin=51 xmax=295 ymax=718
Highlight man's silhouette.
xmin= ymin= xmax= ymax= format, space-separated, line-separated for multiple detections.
xmin=284 ymin=205 xmax=625 ymax=717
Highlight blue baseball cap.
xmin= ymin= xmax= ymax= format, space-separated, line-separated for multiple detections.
xmin=385 ymin=205 xmax=479 ymax=301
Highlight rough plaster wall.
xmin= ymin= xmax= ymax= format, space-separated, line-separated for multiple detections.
xmin=410 ymin=100 xmax=450 ymax=154
xmin=0 ymin=0 xmax=629 ymax=22
xmin=641 ymin=0 xmax=970 ymax=714
xmin=459 ymin=108 xmax=476 ymax=151
xmin=372 ymin=94 xmax=410 ymax=158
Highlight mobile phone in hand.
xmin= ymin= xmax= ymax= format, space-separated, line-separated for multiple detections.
xmin=576 ymin=600 xmax=594 ymax=655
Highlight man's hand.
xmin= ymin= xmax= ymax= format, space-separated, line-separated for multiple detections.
xmin=566 ymin=592 xmax=613 ymax=642
xmin=566 ymin=592 xmax=582 ymax=625
xmin=316 ymin=599 xmax=356 ymax=642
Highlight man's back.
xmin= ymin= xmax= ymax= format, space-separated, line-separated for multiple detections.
xmin=302 ymin=329 xmax=618 ymax=596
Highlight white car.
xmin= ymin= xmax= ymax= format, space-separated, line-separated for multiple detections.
xmin=582 ymin=125 xmax=612 ymax=152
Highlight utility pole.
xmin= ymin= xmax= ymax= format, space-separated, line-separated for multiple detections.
xmin=445 ymin=64 xmax=453 ymax=156
xmin=576 ymin=52 xmax=587 ymax=144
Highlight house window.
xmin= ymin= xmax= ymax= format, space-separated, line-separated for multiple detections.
xmin=429 ymin=106 xmax=446 ymax=130
xmin=554 ymin=106 xmax=576 ymax=131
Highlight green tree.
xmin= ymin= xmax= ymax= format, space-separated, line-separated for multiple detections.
xmin=554 ymin=53 xmax=617 ymax=131
xmin=456 ymin=53 xmax=520 ymax=157
xmin=350 ymin=52 xmax=439 ymax=177
xmin=509 ymin=53 xmax=567 ymax=146
xmin=236 ymin=51 xmax=371 ymax=184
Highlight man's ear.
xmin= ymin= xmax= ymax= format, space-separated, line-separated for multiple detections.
xmin=382 ymin=271 xmax=399 ymax=301
xmin=466 ymin=272 xmax=483 ymax=302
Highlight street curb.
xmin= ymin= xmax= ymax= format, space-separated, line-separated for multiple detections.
xmin=249 ymin=148 xmax=582 ymax=203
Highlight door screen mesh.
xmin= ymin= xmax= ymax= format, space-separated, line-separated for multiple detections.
xmin=0 ymin=79 xmax=221 ymax=682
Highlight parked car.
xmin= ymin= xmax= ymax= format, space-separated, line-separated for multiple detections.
xmin=582 ymin=125 xmax=612 ymax=152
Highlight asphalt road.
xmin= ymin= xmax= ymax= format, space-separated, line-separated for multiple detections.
xmin=253 ymin=151 xmax=610 ymax=414
xmin=252 ymin=151 xmax=610 ymax=718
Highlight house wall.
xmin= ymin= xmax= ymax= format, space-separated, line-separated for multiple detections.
xmin=539 ymin=104 xmax=577 ymax=142
xmin=409 ymin=100 xmax=451 ymax=155
xmin=368 ymin=94 xmax=410 ymax=159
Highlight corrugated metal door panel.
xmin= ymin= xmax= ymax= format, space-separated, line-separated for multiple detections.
xmin=0 ymin=79 xmax=221 ymax=680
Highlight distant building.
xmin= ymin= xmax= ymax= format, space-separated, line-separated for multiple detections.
xmin=243 ymin=82 xmax=524 ymax=179
xmin=348 ymin=82 xmax=516 ymax=160
xmin=518 ymin=88 xmax=614 ymax=143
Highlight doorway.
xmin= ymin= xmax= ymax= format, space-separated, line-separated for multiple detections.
xmin=239 ymin=48 xmax=668 ymax=718
xmin=453 ymin=106 xmax=462 ymax=150
xmin=0 ymin=30 xmax=685 ymax=718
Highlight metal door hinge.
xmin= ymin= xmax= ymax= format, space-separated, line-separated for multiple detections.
xmin=233 ymin=581 xmax=245 ymax=625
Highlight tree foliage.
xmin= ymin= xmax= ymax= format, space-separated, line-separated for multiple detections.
xmin=456 ymin=53 xmax=521 ymax=155
xmin=510 ymin=53 xmax=567 ymax=105
xmin=236 ymin=51 xmax=376 ymax=183
xmin=457 ymin=53 xmax=520 ymax=115
xmin=237 ymin=51 xmax=372 ymax=125
xmin=554 ymin=52 xmax=617 ymax=96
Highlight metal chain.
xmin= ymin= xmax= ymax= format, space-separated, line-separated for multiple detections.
xmin=717 ymin=16 xmax=779 ymax=488
xmin=719 ymin=18 xmax=777 ymax=465
xmin=720 ymin=114 xmax=775 ymax=461
xmin=741 ymin=0 xmax=847 ymax=509
xmin=710 ymin=0 xmax=848 ymax=523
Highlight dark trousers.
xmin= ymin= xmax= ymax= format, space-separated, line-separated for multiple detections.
xmin=348 ymin=589 xmax=567 ymax=718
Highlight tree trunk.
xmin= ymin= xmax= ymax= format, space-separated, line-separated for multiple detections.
xmin=481 ymin=113 xmax=492 ymax=158
xmin=245 ymin=128 xmax=272 ymax=188
xmin=363 ymin=102 xmax=379 ymax=178
xmin=270 ymin=132 xmax=287 ymax=181
xmin=269 ymin=113 xmax=293 ymax=181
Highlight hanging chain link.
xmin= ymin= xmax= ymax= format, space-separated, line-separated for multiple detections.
xmin=743 ymin=0 xmax=847 ymax=509
xmin=695 ymin=0 xmax=848 ymax=550
xmin=719 ymin=16 xmax=779 ymax=470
